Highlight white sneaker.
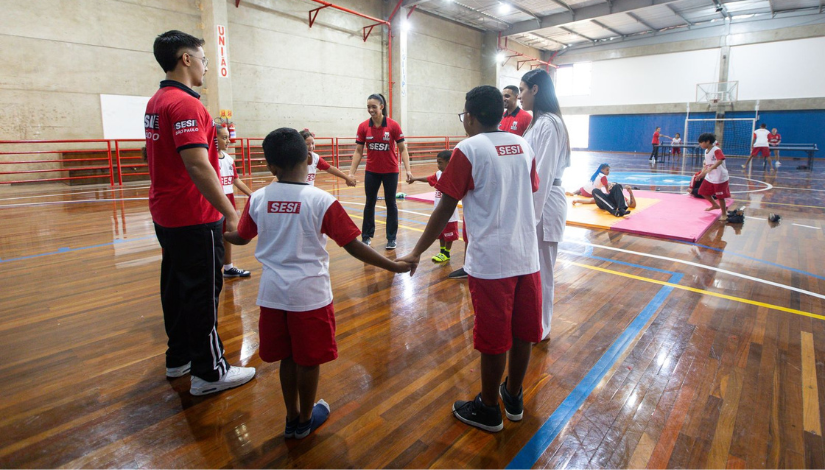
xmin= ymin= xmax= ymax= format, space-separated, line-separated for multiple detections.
xmin=190 ymin=366 xmax=256 ymax=396
xmin=166 ymin=362 xmax=191 ymax=378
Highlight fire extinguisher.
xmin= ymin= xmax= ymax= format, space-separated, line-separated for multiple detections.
xmin=227 ymin=122 xmax=237 ymax=143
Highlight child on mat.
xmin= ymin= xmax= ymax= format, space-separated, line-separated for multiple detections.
xmin=566 ymin=163 xmax=609 ymax=198
xmin=399 ymin=86 xmax=542 ymax=433
xmin=571 ymin=183 xmax=636 ymax=217
xmin=409 ymin=150 xmax=460 ymax=263
xmin=697 ymin=132 xmax=731 ymax=220
xmin=217 ymin=126 xmax=254 ymax=278
xmin=224 ymin=128 xmax=411 ymax=440
xmin=299 ymin=129 xmax=356 ymax=187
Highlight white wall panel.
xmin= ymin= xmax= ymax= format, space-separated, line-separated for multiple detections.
xmin=559 ymin=48 xmax=721 ymax=107
xmin=728 ymin=37 xmax=825 ymax=101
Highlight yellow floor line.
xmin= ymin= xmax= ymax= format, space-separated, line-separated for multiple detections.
xmin=345 ymin=211 xmax=820 ymax=321
xmin=568 ymin=261 xmax=823 ymax=321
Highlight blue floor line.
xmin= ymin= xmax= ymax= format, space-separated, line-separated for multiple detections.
xmin=0 ymin=236 xmax=156 ymax=264
xmin=507 ymin=271 xmax=683 ymax=469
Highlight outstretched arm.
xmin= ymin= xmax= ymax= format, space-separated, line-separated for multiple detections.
xmin=343 ymin=240 xmax=411 ymax=273
xmin=397 ymin=194 xmax=459 ymax=274
xmin=325 ymin=165 xmax=357 ymax=186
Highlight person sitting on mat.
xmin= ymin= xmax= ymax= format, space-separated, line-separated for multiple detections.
xmin=572 ymin=183 xmax=635 ymax=217
xmin=566 ymin=163 xmax=609 ymax=199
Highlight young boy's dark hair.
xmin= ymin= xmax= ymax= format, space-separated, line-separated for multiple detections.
xmin=262 ymin=128 xmax=308 ymax=169
xmin=698 ymin=132 xmax=716 ymax=144
xmin=153 ymin=30 xmax=205 ymax=72
xmin=465 ymin=86 xmax=504 ymax=127
xmin=760 ymin=123 xmax=767 ymax=128
xmin=436 ymin=149 xmax=452 ymax=162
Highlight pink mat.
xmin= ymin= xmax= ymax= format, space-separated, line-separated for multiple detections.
xmin=406 ymin=191 xmax=437 ymax=204
xmin=611 ymin=190 xmax=719 ymax=242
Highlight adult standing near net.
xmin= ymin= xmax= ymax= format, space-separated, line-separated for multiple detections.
xmin=348 ymin=93 xmax=414 ymax=250
xmin=519 ymin=69 xmax=571 ymax=341
xmin=144 ymin=30 xmax=255 ymax=395
xmin=742 ymin=123 xmax=771 ymax=170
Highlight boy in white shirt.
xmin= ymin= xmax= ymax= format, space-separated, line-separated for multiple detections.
xmin=217 ymin=126 xmax=254 ymax=277
xmin=225 ymin=128 xmax=411 ymax=440
xmin=742 ymin=123 xmax=772 ymax=169
xmin=409 ymin=150 xmax=460 ymax=263
xmin=399 ymin=86 xmax=541 ymax=432
xmin=697 ymin=132 xmax=732 ymax=221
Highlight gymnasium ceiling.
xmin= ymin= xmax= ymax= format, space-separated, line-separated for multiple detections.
xmin=402 ymin=0 xmax=824 ymax=51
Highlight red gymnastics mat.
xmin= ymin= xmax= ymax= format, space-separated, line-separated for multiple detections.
xmin=408 ymin=190 xmax=719 ymax=242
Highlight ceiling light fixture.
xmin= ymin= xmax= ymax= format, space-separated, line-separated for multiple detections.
xmin=498 ymin=2 xmax=511 ymax=14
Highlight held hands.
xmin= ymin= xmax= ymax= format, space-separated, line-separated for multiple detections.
xmin=345 ymin=176 xmax=357 ymax=187
xmin=396 ymin=252 xmax=420 ymax=276
xmin=406 ymin=171 xmax=414 ymax=184
xmin=391 ymin=260 xmax=415 ymax=274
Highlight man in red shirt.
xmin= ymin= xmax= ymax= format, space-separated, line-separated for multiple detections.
xmin=145 ymin=30 xmax=255 ymax=395
xmin=499 ymin=85 xmax=532 ymax=137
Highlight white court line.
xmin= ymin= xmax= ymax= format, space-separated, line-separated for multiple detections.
xmin=0 ymin=184 xmax=151 ymax=202
xmin=793 ymin=223 xmax=821 ymax=230
xmin=745 ymin=216 xmax=767 ymax=221
xmin=338 ymin=200 xmax=435 ymax=218
xmin=563 ymin=240 xmax=825 ymax=301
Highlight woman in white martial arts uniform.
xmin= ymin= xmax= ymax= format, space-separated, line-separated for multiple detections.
xmin=519 ymin=69 xmax=571 ymax=341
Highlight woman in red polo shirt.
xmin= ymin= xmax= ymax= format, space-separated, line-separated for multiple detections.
xmin=347 ymin=93 xmax=414 ymax=250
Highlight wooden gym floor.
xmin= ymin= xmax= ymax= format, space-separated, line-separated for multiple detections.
xmin=0 ymin=151 xmax=823 ymax=468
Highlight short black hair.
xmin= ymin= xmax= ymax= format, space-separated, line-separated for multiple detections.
xmin=262 ymin=128 xmax=308 ymax=170
xmin=698 ymin=132 xmax=716 ymax=144
xmin=153 ymin=30 xmax=205 ymax=73
xmin=436 ymin=150 xmax=452 ymax=161
xmin=503 ymin=85 xmax=519 ymax=95
xmin=465 ymin=86 xmax=503 ymax=127
xmin=760 ymin=123 xmax=767 ymax=128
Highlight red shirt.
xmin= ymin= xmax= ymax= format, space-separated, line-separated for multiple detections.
xmin=145 ymin=81 xmax=221 ymax=228
xmin=652 ymin=131 xmax=660 ymax=144
xmin=356 ymin=117 xmax=405 ymax=174
xmin=768 ymin=133 xmax=781 ymax=145
xmin=499 ymin=107 xmax=532 ymax=136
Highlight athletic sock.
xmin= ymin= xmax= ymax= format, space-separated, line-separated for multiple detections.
xmin=223 ymin=263 xmax=233 ymax=270
xmin=442 ymin=248 xmax=450 ymax=258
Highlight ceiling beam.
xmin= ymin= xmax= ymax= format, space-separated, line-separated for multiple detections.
xmin=767 ymin=0 xmax=776 ymax=16
xmin=711 ymin=0 xmax=730 ymax=19
xmin=626 ymin=11 xmax=657 ymax=32
xmin=591 ymin=18 xmax=624 ymax=36
xmin=528 ymin=32 xmax=567 ymax=48
xmin=666 ymin=3 xmax=693 ymax=26
xmin=559 ymin=25 xmax=595 ymax=42
xmin=503 ymin=0 xmax=683 ymax=35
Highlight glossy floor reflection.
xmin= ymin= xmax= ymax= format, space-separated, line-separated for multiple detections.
xmin=0 ymin=152 xmax=823 ymax=468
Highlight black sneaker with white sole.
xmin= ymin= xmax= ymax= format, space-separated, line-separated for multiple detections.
xmin=363 ymin=237 xmax=372 ymax=246
xmin=447 ymin=267 xmax=468 ymax=279
xmin=385 ymin=240 xmax=397 ymax=250
xmin=452 ymin=394 xmax=503 ymax=432
xmin=499 ymin=377 xmax=524 ymax=421
xmin=223 ymin=266 xmax=251 ymax=278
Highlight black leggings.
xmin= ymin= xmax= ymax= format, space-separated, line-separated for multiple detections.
xmin=650 ymin=144 xmax=659 ymax=160
xmin=363 ymin=171 xmax=398 ymax=241
xmin=592 ymin=184 xmax=629 ymax=217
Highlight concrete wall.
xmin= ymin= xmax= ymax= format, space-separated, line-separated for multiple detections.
xmin=1 ymin=0 xmax=199 ymax=141
xmin=227 ymin=0 xmax=386 ymax=138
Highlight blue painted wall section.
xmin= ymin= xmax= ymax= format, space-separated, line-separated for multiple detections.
xmin=585 ymin=110 xmax=824 ymax=159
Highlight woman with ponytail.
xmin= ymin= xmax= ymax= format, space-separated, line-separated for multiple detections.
xmin=519 ymin=69 xmax=571 ymax=341
xmin=348 ymin=93 xmax=414 ymax=250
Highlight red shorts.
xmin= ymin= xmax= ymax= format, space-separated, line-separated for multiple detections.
xmin=222 ymin=193 xmax=236 ymax=232
xmin=468 ymin=272 xmax=543 ymax=354
xmin=440 ymin=221 xmax=459 ymax=243
xmin=698 ymin=180 xmax=731 ymax=199
xmin=258 ymin=303 xmax=338 ymax=366
xmin=673 ymin=148 xmax=681 ymax=156
xmin=580 ymin=187 xmax=592 ymax=197
xmin=751 ymin=147 xmax=770 ymax=158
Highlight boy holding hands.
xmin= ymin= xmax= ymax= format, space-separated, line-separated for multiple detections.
xmin=225 ymin=128 xmax=411 ymax=439
xmin=408 ymin=150 xmax=460 ymax=263
xmin=399 ymin=86 xmax=542 ymax=432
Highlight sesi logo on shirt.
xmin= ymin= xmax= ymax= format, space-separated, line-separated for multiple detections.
xmin=268 ymin=201 xmax=302 ymax=214
xmin=368 ymin=142 xmax=390 ymax=152
xmin=220 ymin=176 xmax=234 ymax=185
xmin=495 ymin=144 xmax=523 ymax=156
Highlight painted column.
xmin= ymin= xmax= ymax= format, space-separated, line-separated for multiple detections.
xmin=200 ymin=0 xmax=233 ymax=122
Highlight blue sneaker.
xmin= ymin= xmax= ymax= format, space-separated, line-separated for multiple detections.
xmin=284 ymin=417 xmax=300 ymax=439
xmin=295 ymin=399 xmax=330 ymax=439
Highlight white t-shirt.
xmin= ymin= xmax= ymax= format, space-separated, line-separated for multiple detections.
xmin=753 ymin=128 xmax=770 ymax=147
xmin=582 ymin=173 xmax=608 ymax=196
xmin=307 ymin=152 xmax=331 ymax=186
xmin=523 ymin=113 xmax=569 ymax=243
xmin=218 ymin=151 xmax=237 ymax=195
xmin=672 ymin=137 xmax=682 ymax=145
xmin=426 ymin=171 xmax=459 ymax=223
xmin=436 ymin=131 xmax=540 ymax=279
xmin=237 ymin=182 xmax=361 ymax=311
xmin=704 ymin=145 xmax=729 ymax=184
